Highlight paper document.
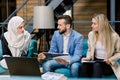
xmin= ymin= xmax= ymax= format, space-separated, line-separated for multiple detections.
xmin=0 ymin=59 xmax=8 ymax=69
xmin=43 ymin=52 xmax=69 ymax=60
xmin=41 ymin=72 xmax=67 ymax=80
xmin=53 ymin=55 xmax=71 ymax=62
xmin=81 ymin=60 xmax=96 ymax=63
xmin=81 ymin=60 xmax=105 ymax=63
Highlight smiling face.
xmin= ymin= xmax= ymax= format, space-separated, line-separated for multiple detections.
xmin=91 ymin=18 xmax=99 ymax=32
xmin=17 ymin=22 xmax=25 ymax=34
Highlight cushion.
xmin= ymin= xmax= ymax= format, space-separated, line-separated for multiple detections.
xmin=0 ymin=40 xmax=2 ymax=57
xmin=82 ymin=39 xmax=88 ymax=57
xmin=0 ymin=49 xmax=2 ymax=58
xmin=0 ymin=40 xmax=8 ymax=73
xmin=55 ymin=68 xmax=71 ymax=77
xmin=0 ymin=65 xmax=7 ymax=74
xmin=27 ymin=39 xmax=37 ymax=57
xmin=118 ymin=59 xmax=120 ymax=64
xmin=102 ymin=74 xmax=116 ymax=78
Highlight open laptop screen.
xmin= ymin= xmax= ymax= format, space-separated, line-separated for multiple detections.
xmin=5 ymin=57 xmax=41 ymax=76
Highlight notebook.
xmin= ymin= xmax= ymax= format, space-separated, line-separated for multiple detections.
xmin=81 ymin=60 xmax=105 ymax=63
xmin=4 ymin=57 xmax=41 ymax=76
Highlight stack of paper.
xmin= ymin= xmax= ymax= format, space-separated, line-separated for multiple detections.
xmin=41 ymin=72 xmax=67 ymax=80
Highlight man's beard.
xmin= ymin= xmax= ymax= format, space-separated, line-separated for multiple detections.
xmin=59 ymin=28 xmax=66 ymax=34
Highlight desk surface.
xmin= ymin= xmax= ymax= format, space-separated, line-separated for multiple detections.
xmin=0 ymin=75 xmax=41 ymax=80
xmin=0 ymin=76 xmax=116 ymax=80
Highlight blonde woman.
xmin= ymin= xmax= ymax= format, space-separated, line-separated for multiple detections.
xmin=81 ymin=14 xmax=120 ymax=79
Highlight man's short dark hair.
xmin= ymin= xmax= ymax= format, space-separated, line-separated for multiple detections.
xmin=57 ymin=15 xmax=72 ymax=26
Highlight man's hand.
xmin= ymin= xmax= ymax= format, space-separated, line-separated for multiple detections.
xmin=55 ymin=58 xmax=69 ymax=65
xmin=37 ymin=53 xmax=46 ymax=62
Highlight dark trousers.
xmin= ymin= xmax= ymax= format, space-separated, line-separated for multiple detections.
xmin=81 ymin=60 xmax=114 ymax=78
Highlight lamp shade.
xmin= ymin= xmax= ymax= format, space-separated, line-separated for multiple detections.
xmin=33 ymin=6 xmax=54 ymax=29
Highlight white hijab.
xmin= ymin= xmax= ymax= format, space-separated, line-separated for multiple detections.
xmin=4 ymin=16 xmax=31 ymax=57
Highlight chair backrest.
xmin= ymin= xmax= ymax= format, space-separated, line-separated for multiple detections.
xmin=27 ymin=39 xmax=37 ymax=58
xmin=82 ymin=39 xmax=88 ymax=57
xmin=118 ymin=59 xmax=120 ymax=64
xmin=0 ymin=40 xmax=2 ymax=57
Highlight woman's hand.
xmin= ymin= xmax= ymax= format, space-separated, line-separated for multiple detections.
xmin=81 ymin=57 xmax=90 ymax=62
xmin=37 ymin=53 xmax=46 ymax=62
xmin=105 ymin=59 xmax=112 ymax=65
xmin=81 ymin=57 xmax=90 ymax=61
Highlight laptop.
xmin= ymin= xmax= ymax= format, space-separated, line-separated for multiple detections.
xmin=4 ymin=57 xmax=41 ymax=76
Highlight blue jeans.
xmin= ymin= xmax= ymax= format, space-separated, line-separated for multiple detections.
xmin=42 ymin=60 xmax=81 ymax=77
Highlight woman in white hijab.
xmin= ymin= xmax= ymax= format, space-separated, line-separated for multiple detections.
xmin=1 ymin=16 xmax=31 ymax=57
xmin=0 ymin=16 xmax=31 ymax=69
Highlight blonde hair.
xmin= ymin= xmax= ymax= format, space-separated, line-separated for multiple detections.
xmin=92 ymin=14 xmax=115 ymax=53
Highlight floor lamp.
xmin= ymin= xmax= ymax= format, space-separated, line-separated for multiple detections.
xmin=33 ymin=6 xmax=55 ymax=53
